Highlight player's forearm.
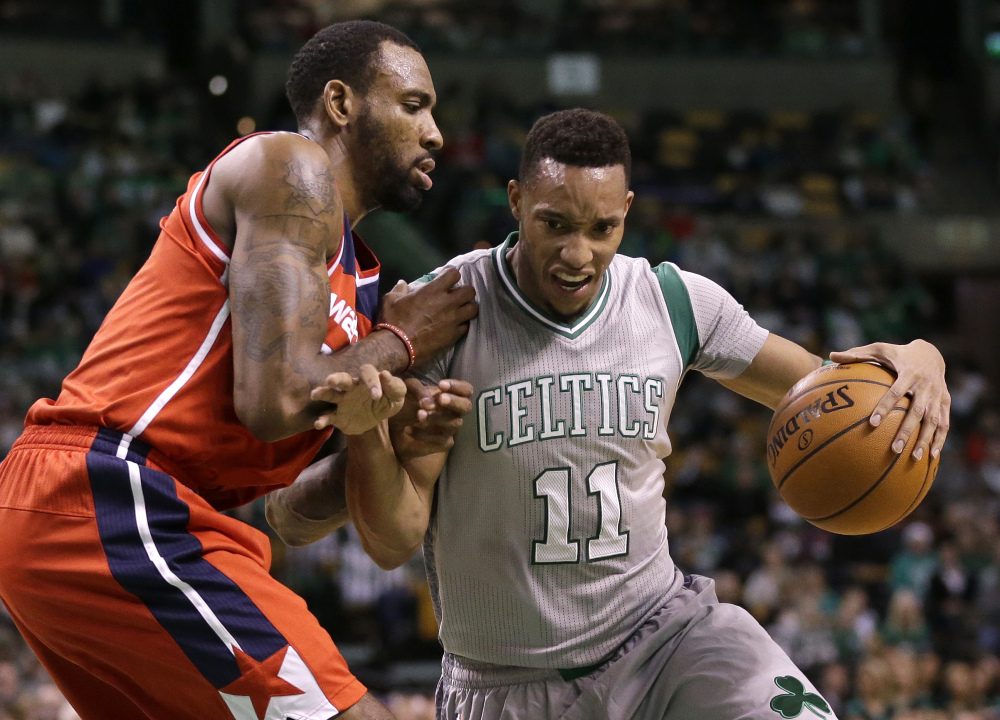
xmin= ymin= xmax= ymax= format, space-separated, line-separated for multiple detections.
xmin=265 ymin=453 xmax=350 ymax=547
xmin=281 ymin=330 xmax=412 ymax=437
xmin=235 ymin=328 xmax=410 ymax=442
xmin=346 ymin=422 xmax=431 ymax=570
xmin=719 ymin=334 xmax=823 ymax=410
xmin=229 ymin=205 xmax=410 ymax=441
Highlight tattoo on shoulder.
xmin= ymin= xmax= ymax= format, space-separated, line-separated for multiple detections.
xmin=283 ymin=161 xmax=340 ymax=218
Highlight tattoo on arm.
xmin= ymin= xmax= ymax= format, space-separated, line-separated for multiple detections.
xmin=228 ymin=151 xmax=410 ymax=436
xmin=231 ymin=159 xmax=344 ymax=362
xmin=283 ymin=161 xmax=341 ymax=218
xmin=230 ymin=213 xmax=331 ymax=365
xmin=332 ymin=332 xmax=411 ymax=377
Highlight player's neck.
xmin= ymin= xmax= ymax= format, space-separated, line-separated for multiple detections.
xmin=334 ymin=167 xmax=369 ymax=225
xmin=299 ymin=127 xmax=370 ymax=225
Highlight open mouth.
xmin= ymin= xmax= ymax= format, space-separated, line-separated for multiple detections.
xmin=552 ymin=271 xmax=593 ymax=294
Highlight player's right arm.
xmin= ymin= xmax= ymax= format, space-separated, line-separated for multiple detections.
xmin=211 ymin=134 xmax=477 ymax=441
xmin=265 ymin=451 xmax=351 ymax=548
xmin=664 ymin=265 xmax=950 ymax=462
xmin=717 ymin=334 xmax=822 ymax=409
xmin=266 ymin=376 xmax=463 ymax=549
xmin=343 ymin=378 xmax=460 ymax=569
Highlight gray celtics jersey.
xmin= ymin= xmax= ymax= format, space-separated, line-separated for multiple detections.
xmin=410 ymin=233 xmax=768 ymax=669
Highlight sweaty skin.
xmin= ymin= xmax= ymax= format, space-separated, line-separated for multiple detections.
xmin=254 ymin=43 xmax=480 ymax=582
xmin=212 ymin=41 xmax=477 ymax=720
xmin=195 ymin=42 xmax=477 ymax=443
xmin=507 ymin=160 xmax=634 ymax=324
xmin=266 ymin=377 xmax=474 ymax=551
xmin=331 ymin=157 xmax=951 ymax=571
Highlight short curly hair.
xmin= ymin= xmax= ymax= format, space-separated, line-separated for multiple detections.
xmin=285 ymin=21 xmax=420 ymax=125
xmin=519 ymin=109 xmax=631 ymax=186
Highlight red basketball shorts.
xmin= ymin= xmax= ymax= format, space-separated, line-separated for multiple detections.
xmin=0 ymin=425 xmax=366 ymax=720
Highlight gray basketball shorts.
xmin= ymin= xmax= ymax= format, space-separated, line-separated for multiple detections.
xmin=435 ymin=574 xmax=837 ymax=720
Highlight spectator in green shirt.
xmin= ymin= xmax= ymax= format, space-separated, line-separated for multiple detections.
xmin=890 ymin=522 xmax=938 ymax=599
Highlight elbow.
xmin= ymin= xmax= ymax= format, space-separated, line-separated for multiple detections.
xmin=235 ymin=404 xmax=286 ymax=443
xmin=268 ymin=519 xmax=312 ymax=548
xmin=279 ymin=533 xmax=313 ymax=549
xmin=358 ymin=531 xmax=420 ymax=571
xmin=264 ymin=497 xmax=301 ymax=547
xmin=371 ymin=553 xmax=405 ymax=572
xmin=370 ymin=549 xmax=415 ymax=572
xmin=271 ymin=526 xmax=307 ymax=548
xmin=238 ymin=416 xmax=277 ymax=443
xmin=234 ymin=388 xmax=306 ymax=443
xmin=265 ymin=497 xmax=332 ymax=548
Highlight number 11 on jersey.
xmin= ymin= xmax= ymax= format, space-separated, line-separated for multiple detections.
xmin=532 ymin=461 xmax=630 ymax=565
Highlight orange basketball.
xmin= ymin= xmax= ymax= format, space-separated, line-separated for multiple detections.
xmin=766 ymin=362 xmax=939 ymax=535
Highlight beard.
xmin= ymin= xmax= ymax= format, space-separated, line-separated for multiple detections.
xmin=354 ymin=105 xmax=426 ymax=213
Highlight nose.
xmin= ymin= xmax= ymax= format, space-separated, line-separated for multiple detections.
xmin=422 ymin=116 xmax=443 ymax=152
xmin=560 ymin=234 xmax=593 ymax=269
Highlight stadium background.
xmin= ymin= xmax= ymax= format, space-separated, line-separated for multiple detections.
xmin=2 ymin=1 xmax=1000 ymax=718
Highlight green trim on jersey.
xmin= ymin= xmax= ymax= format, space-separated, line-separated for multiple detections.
xmin=652 ymin=262 xmax=700 ymax=369
xmin=414 ymin=272 xmax=437 ymax=285
xmin=491 ymin=233 xmax=611 ymax=340
xmin=558 ymin=661 xmax=604 ymax=682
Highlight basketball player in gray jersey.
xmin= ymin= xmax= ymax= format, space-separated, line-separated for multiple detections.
xmin=291 ymin=109 xmax=950 ymax=719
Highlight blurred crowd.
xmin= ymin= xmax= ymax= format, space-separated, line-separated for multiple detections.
xmin=0 ymin=69 xmax=929 ymax=455
xmin=410 ymin=100 xmax=926 ymax=259
xmin=243 ymin=0 xmax=877 ymax=57
xmin=1 ymin=46 xmax=998 ymax=720
xmin=2 ymin=0 xmax=881 ymax=58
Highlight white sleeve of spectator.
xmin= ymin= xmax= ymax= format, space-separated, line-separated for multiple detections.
xmin=680 ymin=269 xmax=769 ymax=380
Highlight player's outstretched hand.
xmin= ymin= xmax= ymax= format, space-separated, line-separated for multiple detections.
xmin=379 ymin=269 xmax=478 ymax=367
xmin=389 ymin=378 xmax=474 ymax=464
xmin=829 ymin=339 xmax=950 ymax=461
xmin=311 ymin=364 xmax=406 ymax=435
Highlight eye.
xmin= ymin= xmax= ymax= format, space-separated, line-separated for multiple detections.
xmin=595 ymin=223 xmax=612 ymax=234
xmin=545 ymin=219 xmax=562 ymax=230
xmin=403 ymin=102 xmax=421 ymax=114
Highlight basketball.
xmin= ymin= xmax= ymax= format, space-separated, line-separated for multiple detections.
xmin=766 ymin=363 xmax=939 ymax=535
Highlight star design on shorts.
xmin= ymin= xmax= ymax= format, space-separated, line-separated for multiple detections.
xmin=220 ymin=645 xmax=305 ymax=720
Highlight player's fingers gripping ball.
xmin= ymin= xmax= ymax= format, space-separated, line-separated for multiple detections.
xmin=766 ymin=362 xmax=939 ymax=535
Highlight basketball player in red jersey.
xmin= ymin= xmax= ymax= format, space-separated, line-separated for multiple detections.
xmin=0 ymin=21 xmax=473 ymax=720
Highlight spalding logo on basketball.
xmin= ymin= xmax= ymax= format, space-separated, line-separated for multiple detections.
xmin=766 ymin=362 xmax=939 ymax=535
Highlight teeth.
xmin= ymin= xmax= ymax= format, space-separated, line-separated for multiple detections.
xmin=555 ymin=272 xmax=588 ymax=283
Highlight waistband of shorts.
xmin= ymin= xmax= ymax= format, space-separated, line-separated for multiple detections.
xmin=441 ymin=654 xmax=564 ymax=689
xmin=440 ymin=572 xmax=698 ymax=691
xmin=14 ymin=425 xmax=186 ymax=479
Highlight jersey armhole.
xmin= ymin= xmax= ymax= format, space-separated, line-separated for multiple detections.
xmin=188 ymin=132 xmax=283 ymax=265
xmin=652 ymin=262 xmax=700 ymax=369
xmin=187 ymin=167 xmax=232 ymax=267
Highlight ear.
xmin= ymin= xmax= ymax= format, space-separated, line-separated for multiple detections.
xmin=321 ymin=80 xmax=354 ymax=129
xmin=508 ymin=179 xmax=522 ymax=221
xmin=623 ymin=190 xmax=635 ymax=217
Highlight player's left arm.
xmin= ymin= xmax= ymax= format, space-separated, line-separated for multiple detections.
xmin=720 ymin=336 xmax=950 ymax=461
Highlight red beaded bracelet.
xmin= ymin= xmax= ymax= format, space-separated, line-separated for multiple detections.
xmin=374 ymin=322 xmax=416 ymax=372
